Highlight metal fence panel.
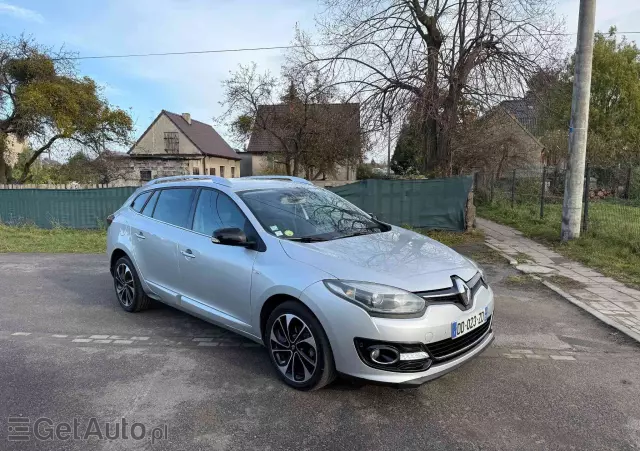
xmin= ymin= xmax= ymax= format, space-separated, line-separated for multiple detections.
xmin=0 ymin=187 xmax=138 ymax=229
xmin=478 ymin=165 xmax=640 ymax=245
xmin=328 ymin=177 xmax=473 ymax=231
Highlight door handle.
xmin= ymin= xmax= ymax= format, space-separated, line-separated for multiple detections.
xmin=135 ymin=232 xmax=146 ymax=240
xmin=181 ymin=250 xmax=196 ymax=259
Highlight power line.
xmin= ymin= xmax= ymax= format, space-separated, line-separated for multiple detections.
xmin=55 ymin=44 xmax=311 ymax=60
xmin=57 ymin=31 xmax=640 ymax=61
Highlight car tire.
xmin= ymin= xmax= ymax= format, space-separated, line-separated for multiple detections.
xmin=264 ymin=300 xmax=336 ymax=391
xmin=112 ymin=256 xmax=151 ymax=313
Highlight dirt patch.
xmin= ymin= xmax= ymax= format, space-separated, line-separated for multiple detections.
xmin=504 ymin=274 xmax=538 ymax=287
xmin=546 ymin=274 xmax=587 ymax=290
xmin=452 ymin=242 xmax=504 ymax=265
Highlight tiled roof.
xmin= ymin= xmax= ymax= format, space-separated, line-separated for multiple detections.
xmin=246 ymin=103 xmax=360 ymax=154
xmin=163 ymin=111 xmax=241 ymax=160
xmin=500 ymin=99 xmax=538 ymax=135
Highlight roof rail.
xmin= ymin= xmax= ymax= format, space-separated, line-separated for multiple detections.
xmin=240 ymin=176 xmax=313 ymax=185
xmin=144 ymin=175 xmax=232 ymax=187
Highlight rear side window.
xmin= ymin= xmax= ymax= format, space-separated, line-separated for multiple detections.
xmin=141 ymin=191 xmax=159 ymax=216
xmin=131 ymin=191 xmax=152 ymax=213
xmin=152 ymin=189 xmax=196 ymax=228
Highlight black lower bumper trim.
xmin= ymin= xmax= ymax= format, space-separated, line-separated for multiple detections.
xmin=338 ymin=334 xmax=494 ymax=389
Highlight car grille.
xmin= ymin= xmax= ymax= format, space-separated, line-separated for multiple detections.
xmin=413 ymin=272 xmax=486 ymax=311
xmin=425 ymin=317 xmax=492 ymax=363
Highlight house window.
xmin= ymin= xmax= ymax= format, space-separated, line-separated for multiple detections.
xmin=220 ymin=166 xmax=225 ymax=178
xmin=209 ymin=168 xmax=216 ymax=176
xmin=164 ymin=132 xmax=179 ymax=153
xmin=231 ymin=167 xmax=235 ymax=178
xmin=192 ymin=167 xmax=200 ymax=175
xmin=140 ymin=170 xmax=152 ymax=182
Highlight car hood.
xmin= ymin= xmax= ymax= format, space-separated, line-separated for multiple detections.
xmin=279 ymin=226 xmax=477 ymax=292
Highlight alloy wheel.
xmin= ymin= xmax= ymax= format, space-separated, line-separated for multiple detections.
xmin=269 ymin=313 xmax=318 ymax=383
xmin=114 ymin=263 xmax=135 ymax=307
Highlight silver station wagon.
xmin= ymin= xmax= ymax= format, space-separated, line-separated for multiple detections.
xmin=107 ymin=175 xmax=494 ymax=390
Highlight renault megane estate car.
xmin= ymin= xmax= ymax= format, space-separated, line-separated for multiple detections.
xmin=107 ymin=175 xmax=494 ymax=390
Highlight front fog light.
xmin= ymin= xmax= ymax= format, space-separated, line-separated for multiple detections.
xmin=368 ymin=345 xmax=400 ymax=365
xmin=399 ymin=351 xmax=429 ymax=361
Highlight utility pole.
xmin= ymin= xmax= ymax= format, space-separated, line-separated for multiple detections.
xmin=561 ymin=0 xmax=596 ymax=241
xmin=385 ymin=114 xmax=392 ymax=177
xmin=386 ymin=113 xmax=393 ymax=177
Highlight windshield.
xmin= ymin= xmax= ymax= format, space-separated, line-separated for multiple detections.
xmin=237 ymin=186 xmax=388 ymax=241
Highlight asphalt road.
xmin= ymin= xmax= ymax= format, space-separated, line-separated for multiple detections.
xmin=1 ymin=246 xmax=640 ymax=450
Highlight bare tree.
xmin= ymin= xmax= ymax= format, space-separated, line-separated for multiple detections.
xmin=293 ymin=0 xmax=563 ymax=175
xmin=218 ymin=62 xmax=363 ymax=179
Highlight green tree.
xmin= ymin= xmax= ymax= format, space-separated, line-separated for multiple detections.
xmin=390 ymin=122 xmax=421 ymax=176
xmin=542 ymin=29 xmax=640 ymax=165
xmin=0 ymin=36 xmax=133 ymax=183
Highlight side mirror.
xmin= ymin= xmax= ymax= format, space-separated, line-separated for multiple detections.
xmin=212 ymin=227 xmax=253 ymax=248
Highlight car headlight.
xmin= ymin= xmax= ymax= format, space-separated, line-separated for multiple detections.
xmin=323 ymin=280 xmax=426 ymax=316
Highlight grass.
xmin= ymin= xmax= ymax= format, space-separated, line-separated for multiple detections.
xmin=0 ymin=223 xmax=483 ymax=255
xmin=0 ymin=224 xmax=106 ymax=253
xmin=469 ymin=248 xmax=505 ymax=265
xmin=419 ymin=229 xmax=485 ymax=247
xmin=478 ymin=200 xmax=640 ymax=287
xmin=514 ymin=252 xmax=531 ymax=263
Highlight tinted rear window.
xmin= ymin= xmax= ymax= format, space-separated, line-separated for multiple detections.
xmin=152 ymin=189 xmax=196 ymax=228
xmin=131 ymin=191 xmax=152 ymax=213
xmin=141 ymin=191 xmax=159 ymax=216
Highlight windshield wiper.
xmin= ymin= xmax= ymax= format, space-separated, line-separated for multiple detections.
xmin=338 ymin=229 xmax=378 ymax=239
xmin=285 ymin=236 xmax=329 ymax=243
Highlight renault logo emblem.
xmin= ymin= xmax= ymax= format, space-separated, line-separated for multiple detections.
xmin=452 ymin=277 xmax=472 ymax=306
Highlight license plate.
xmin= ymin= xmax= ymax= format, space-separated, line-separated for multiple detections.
xmin=451 ymin=306 xmax=489 ymax=339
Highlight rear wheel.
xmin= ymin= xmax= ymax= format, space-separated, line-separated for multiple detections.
xmin=264 ymin=301 xmax=336 ymax=391
xmin=113 ymin=256 xmax=151 ymax=312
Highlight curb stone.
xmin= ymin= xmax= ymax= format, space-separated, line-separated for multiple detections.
xmin=481 ymin=240 xmax=640 ymax=344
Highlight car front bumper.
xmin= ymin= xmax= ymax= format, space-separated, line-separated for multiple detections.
xmin=300 ymin=281 xmax=495 ymax=386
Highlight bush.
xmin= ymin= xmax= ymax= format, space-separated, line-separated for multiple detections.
xmin=356 ymin=163 xmax=374 ymax=180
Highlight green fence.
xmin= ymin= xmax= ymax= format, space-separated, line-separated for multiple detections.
xmin=0 ymin=187 xmax=138 ymax=229
xmin=329 ymin=177 xmax=473 ymax=231
xmin=0 ymin=177 xmax=472 ymax=231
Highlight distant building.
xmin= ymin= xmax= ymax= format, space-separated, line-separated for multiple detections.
xmin=3 ymin=134 xmax=27 ymax=167
xmin=499 ymin=98 xmax=539 ymax=136
xmin=455 ymin=100 xmax=544 ymax=182
xmin=121 ymin=110 xmax=241 ymax=182
xmin=244 ymin=103 xmax=360 ymax=181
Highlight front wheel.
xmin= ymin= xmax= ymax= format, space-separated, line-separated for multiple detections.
xmin=265 ymin=301 xmax=336 ymax=391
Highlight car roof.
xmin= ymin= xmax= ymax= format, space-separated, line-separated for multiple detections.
xmin=137 ymin=175 xmax=319 ymax=194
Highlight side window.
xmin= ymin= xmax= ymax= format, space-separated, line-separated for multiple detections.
xmin=152 ymin=189 xmax=196 ymax=228
xmin=193 ymin=189 xmax=224 ymax=235
xmin=141 ymin=191 xmax=159 ymax=216
xmin=131 ymin=191 xmax=152 ymax=213
xmin=217 ymin=193 xmax=254 ymax=240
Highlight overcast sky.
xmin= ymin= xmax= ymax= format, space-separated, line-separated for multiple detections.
xmin=1 ymin=0 xmax=639 ymax=158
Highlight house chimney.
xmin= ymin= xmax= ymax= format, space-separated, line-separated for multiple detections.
xmin=182 ymin=113 xmax=191 ymax=125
